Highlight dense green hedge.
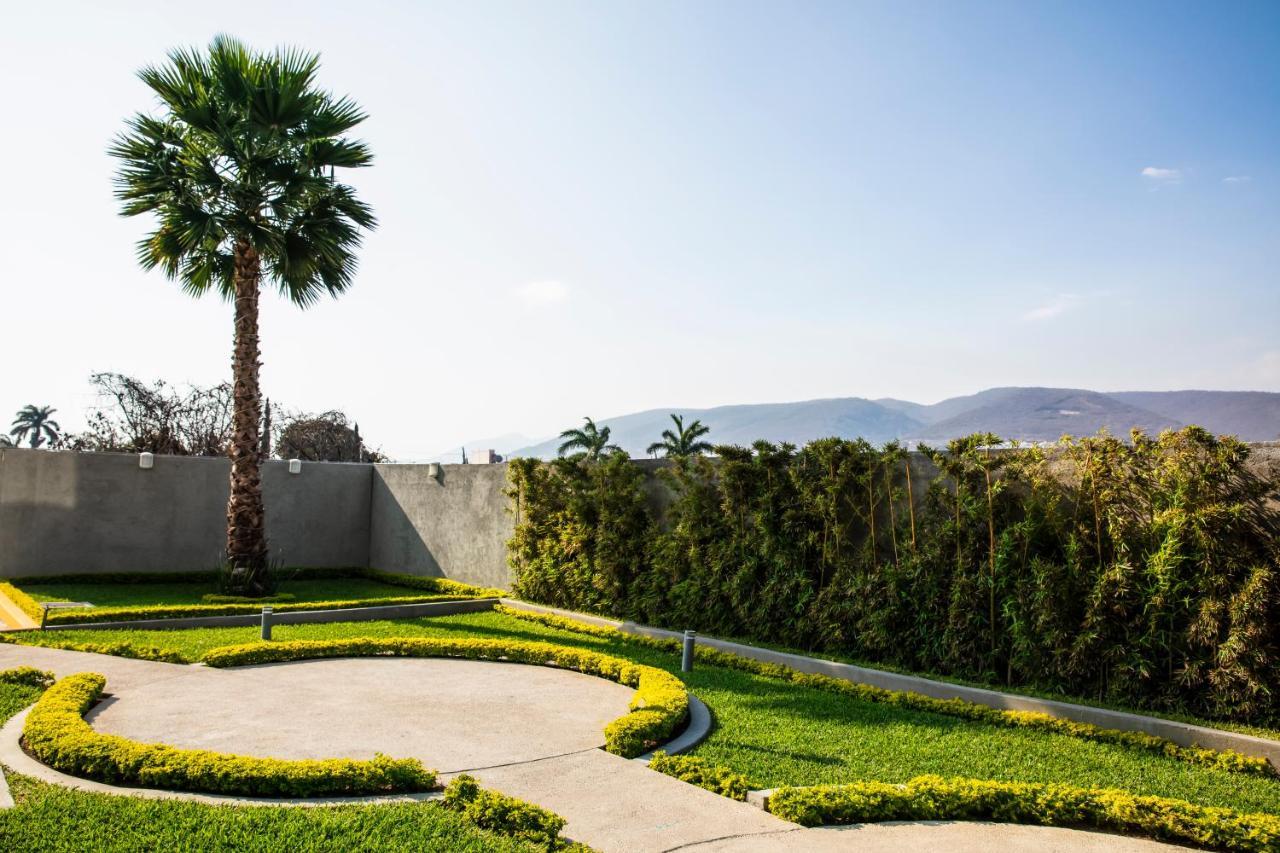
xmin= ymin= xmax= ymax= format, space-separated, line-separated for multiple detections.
xmin=22 ymin=673 xmax=436 ymax=797
xmin=766 ymin=775 xmax=1280 ymax=852
xmin=507 ymin=429 xmax=1280 ymax=724
xmin=201 ymin=636 xmax=688 ymax=758
xmin=494 ymin=604 xmax=1275 ymax=777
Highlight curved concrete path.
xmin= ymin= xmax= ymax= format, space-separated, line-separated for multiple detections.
xmin=88 ymin=657 xmax=633 ymax=773
xmin=0 ymin=645 xmax=1194 ymax=852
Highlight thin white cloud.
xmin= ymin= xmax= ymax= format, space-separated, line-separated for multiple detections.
xmin=515 ymin=280 xmax=569 ymax=306
xmin=1141 ymin=166 xmax=1182 ymax=182
xmin=1021 ymin=293 xmax=1081 ymax=322
xmin=1223 ymin=175 xmax=1252 ymax=184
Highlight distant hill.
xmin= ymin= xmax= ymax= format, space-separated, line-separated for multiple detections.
xmin=906 ymin=388 xmax=1181 ymax=442
xmin=506 ymin=387 xmax=1280 ymax=459
xmin=1109 ymin=391 xmax=1280 ymax=442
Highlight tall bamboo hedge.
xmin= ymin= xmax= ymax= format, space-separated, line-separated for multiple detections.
xmin=506 ymin=428 xmax=1280 ymax=724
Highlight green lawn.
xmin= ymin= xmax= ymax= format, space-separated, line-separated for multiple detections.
xmin=0 ymin=775 xmax=546 ymax=853
xmin=18 ymin=577 xmax=431 ymax=609
xmin=11 ymin=612 xmax=1280 ymax=816
xmin=694 ymin=629 xmax=1280 ymax=743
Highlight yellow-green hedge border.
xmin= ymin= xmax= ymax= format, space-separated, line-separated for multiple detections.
xmin=0 ymin=635 xmax=186 ymax=663
xmin=6 ymin=569 xmax=504 ymax=626
xmin=22 ymin=673 xmax=436 ymax=797
xmin=37 ymin=594 xmax=476 ymax=626
xmin=766 ymin=775 xmax=1280 ymax=853
xmin=0 ymin=581 xmax=43 ymax=624
xmin=201 ymin=636 xmax=689 ymax=758
xmin=492 ymin=604 xmax=1275 ymax=778
xmin=648 ymin=752 xmax=752 ymax=801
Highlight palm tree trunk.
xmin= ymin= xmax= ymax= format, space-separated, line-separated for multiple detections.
xmin=226 ymin=239 xmax=269 ymax=591
xmin=904 ymin=458 xmax=917 ymax=553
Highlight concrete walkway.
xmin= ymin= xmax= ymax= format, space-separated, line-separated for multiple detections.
xmin=87 ymin=657 xmax=633 ymax=773
xmin=0 ymin=645 xmax=1194 ymax=852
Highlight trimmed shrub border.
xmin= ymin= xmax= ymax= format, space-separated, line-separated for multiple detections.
xmin=442 ymin=774 xmax=568 ymax=849
xmin=647 ymin=752 xmax=752 ymax=801
xmin=760 ymin=775 xmax=1280 ymax=853
xmin=0 ymin=582 xmax=43 ymax=625
xmin=200 ymin=636 xmax=689 ymax=758
xmin=202 ymin=592 xmax=298 ymax=604
xmin=0 ymin=667 xmax=55 ymax=689
xmin=5 ymin=568 xmax=505 ymax=627
xmin=0 ymin=634 xmax=187 ymax=663
xmin=21 ymin=673 xmax=436 ymax=797
xmin=493 ymin=603 xmax=1278 ymax=779
xmin=36 ymin=594 xmax=477 ymax=626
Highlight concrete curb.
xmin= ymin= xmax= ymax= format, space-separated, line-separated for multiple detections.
xmin=41 ymin=597 xmax=499 ymax=632
xmin=636 ymin=695 xmax=713 ymax=763
xmin=0 ymin=705 xmax=443 ymax=808
xmin=498 ymin=599 xmax=1280 ymax=769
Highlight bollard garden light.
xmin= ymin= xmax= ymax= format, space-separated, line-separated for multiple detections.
xmin=682 ymin=629 xmax=696 ymax=673
xmin=261 ymin=606 xmax=273 ymax=641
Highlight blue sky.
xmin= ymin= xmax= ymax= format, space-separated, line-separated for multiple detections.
xmin=2 ymin=1 xmax=1277 ymax=459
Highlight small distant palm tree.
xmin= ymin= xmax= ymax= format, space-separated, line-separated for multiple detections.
xmin=10 ymin=405 xmax=61 ymax=448
xmin=558 ymin=417 xmax=622 ymax=460
xmin=647 ymin=414 xmax=712 ymax=458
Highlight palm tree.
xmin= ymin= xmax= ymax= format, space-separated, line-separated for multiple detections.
xmin=646 ymin=414 xmax=712 ymax=458
xmin=558 ymin=417 xmax=622 ymax=460
xmin=10 ymin=405 xmax=61 ymax=448
xmin=110 ymin=36 xmax=375 ymax=594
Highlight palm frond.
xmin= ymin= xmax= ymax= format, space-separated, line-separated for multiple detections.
xmin=111 ymin=35 xmax=376 ymax=309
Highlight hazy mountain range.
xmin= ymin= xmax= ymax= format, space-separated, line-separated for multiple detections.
xmin=499 ymin=388 xmax=1280 ymax=460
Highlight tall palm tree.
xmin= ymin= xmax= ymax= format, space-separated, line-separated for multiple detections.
xmin=10 ymin=405 xmax=61 ymax=449
xmin=110 ymin=36 xmax=375 ymax=594
xmin=646 ymin=414 xmax=712 ymax=458
xmin=558 ymin=417 xmax=622 ymax=460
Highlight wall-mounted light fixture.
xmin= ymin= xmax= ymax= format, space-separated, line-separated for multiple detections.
xmin=427 ymin=462 xmax=442 ymax=479
xmin=288 ymin=458 xmax=302 ymax=475
xmin=139 ymin=452 xmax=154 ymax=470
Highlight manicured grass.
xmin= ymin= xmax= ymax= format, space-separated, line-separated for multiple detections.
xmin=0 ymin=680 xmax=43 ymax=724
xmin=701 ymin=630 xmax=1280 ymax=743
xmin=12 ymin=612 xmax=1280 ymax=815
xmin=0 ymin=774 xmax=546 ymax=853
xmin=18 ymin=577 xmax=429 ymax=609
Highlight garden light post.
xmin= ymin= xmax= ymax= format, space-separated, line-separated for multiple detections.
xmin=261 ymin=606 xmax=273 ymax=641
xmin=682 ymin=630 xmax=696 ymax=673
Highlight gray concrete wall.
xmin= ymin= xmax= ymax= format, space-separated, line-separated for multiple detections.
xmin=368 ymin=463 xmax=514 ymax=589
xmin=0 ymin=449 xmax=371 ymax=577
